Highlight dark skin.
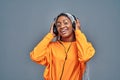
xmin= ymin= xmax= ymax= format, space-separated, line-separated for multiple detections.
xmin=50 ymin=16 xmax=81 ymax=42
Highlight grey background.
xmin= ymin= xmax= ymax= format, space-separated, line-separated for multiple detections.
xmin=0 ymin=0 xmax=120 ymax=80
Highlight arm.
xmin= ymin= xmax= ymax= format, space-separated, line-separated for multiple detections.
xmin=75 ymin=19 xmax=95 ymax=62
xmin=75 ymin=30 xmax=95 ymax=62
xmin=30 ymin=33 xmax=54 ymax=65
xmin=30 ymin=22 xmax=55 ymax=65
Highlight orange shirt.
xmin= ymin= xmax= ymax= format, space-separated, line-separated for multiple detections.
xmin=30 ymin=30 xmax=95 ymax=80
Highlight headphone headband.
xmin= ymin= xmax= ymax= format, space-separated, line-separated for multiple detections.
xmin=64 ymin=13 xmax=75 ymax=23
xmin=55 ymin=13 xmax=76 ymax=24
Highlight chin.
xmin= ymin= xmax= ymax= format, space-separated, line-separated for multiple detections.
xmin=61 ymin=34 xmax=71 ymax=38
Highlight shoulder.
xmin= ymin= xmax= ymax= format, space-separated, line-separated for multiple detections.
xmin=49 ymin=41 xmax=60 ymax=47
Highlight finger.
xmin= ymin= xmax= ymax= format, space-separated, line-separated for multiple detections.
xmin=77 ymin=19 xmax=80 ymax=24
xmin=49 ymin=22 xmax=56 ymax=37
xmin=50 ymin=21 xmax=55 ymax=30
xmin=76 ymin=19 xmax=81 ymax=29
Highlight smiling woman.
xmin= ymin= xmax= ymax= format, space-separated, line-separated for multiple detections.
xmin=55 ymin=14 xmax=75 ymax=42
xmin=30 ymin=13 xmax=95 ymax=80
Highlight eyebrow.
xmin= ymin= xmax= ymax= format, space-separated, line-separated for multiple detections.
xmin=56 ymin=19 xmax=68 ymax=24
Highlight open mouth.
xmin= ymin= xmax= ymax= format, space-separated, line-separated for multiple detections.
xmin=60 ymin=27 xmax=68 ymax=35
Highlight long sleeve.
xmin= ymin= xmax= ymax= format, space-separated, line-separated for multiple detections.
xmin=30 ymin=33 xmax=54 ymax=65
xmin=75 ymin=29 xmax=95 ymax=62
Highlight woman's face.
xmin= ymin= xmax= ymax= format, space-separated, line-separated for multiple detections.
xmin=56 ymin=16 xmax=74 ymax=39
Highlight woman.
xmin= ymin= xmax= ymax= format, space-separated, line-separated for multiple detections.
xmin=30 ymin=13 xmax=95 ymax=80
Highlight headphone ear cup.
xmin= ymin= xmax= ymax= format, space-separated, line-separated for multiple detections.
xmin=53 ymin=24 xmax=58 ymax=35
xmin=72 ymin=15 xmax=77 ymax=21
xmin=72 ymin=21 xmax=76 ymax=29
xmin=72 ymin=15 xmax=76 ymax=29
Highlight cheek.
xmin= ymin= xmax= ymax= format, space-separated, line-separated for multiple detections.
xmin=69 ymin=26 xmax=74 ymax=32
xmin=69 ymin=28 xmax=74 ymax=35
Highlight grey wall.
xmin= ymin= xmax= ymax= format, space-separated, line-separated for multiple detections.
xmin=0 ymin=0 xmax=120 ymax=80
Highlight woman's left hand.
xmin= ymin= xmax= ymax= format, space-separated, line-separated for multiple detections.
xmin=75 ymin=19 xmax=81 ymax=30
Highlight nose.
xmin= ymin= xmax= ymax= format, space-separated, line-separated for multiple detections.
xmin=60 ymin=23 xmax=65 ymax=28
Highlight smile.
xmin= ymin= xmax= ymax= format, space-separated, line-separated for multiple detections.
xmin=60 ymin=27 xmax=68 ymax=35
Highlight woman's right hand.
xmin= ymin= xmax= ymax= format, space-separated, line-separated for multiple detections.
xmin=49 ymin=22 xmax=56 ymax=37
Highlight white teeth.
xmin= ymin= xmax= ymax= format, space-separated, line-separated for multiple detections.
xmin=61 ymin=28 xmax=67 ymax=34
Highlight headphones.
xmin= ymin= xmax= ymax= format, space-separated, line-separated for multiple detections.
xmin=53 ymin=13 xmax=77 ymax=35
